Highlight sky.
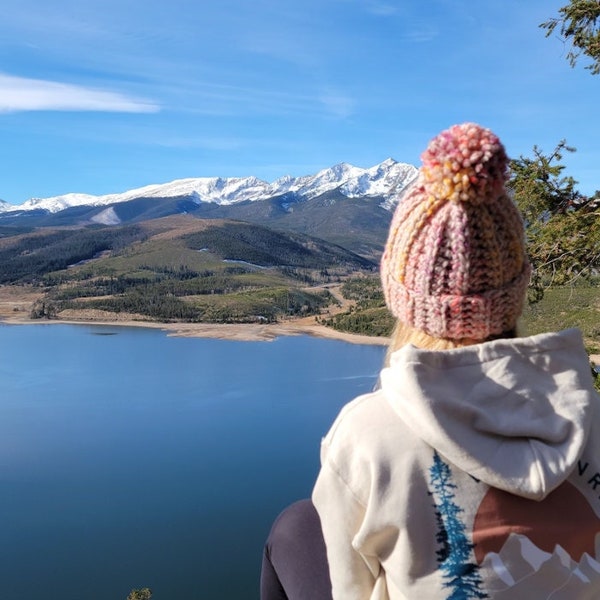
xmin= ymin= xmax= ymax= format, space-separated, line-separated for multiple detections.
xmin=1 ymin=0 xmax=598 ymax=205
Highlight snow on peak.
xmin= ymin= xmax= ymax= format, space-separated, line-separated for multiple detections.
xmin=266 ymin=159 xmax=417 ymax=204
xmin=340 ymin=159 xmax=418 ymax=205
xmin=90 ymin=207 xmax=121 ymax=226
xmin=21 ymin=193 xmax=100 ymax=213
xmin=4 ymin=159 xmax=418 ymax=215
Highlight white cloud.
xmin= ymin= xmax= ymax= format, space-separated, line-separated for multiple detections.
xmin=0 ymin=73 xmax=160 ymax=114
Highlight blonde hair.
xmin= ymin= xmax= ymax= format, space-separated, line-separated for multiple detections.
xmin=384 ymin=320 xmax=521 ymax=367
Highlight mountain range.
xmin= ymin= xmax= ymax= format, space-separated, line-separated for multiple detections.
xmin=0 ymin=159 xmax=416 ymax=215
xmin=0 ymin=159 xmax=417 ymax=260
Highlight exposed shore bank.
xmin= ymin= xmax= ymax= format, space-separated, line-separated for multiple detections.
xmin=0 ymin=291 xmax=597 ymax=360
xmin=0 ymin=312 xmax=389 ymax=346
xmin=3 ymin=314 xmax=598 ymax=365
xmin=0 ymin=285 xmax=387 ymax=346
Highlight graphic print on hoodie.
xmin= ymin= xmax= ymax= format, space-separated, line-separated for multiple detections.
xmin=429 ymin=452 xmax=600 ymax=599
xmin=473 ymin=472 xmax=600 ymax=597
xmin=429 ymin=451 xmax=488 ymax=599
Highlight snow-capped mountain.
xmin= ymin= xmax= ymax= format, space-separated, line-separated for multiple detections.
xmin=0 ymin=159 xmax=417 ymax=215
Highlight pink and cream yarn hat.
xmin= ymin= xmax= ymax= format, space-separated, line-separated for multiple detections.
xmin=380 ymin=122 xmax=531 ymax=341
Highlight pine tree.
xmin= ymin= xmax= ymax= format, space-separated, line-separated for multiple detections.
xmin=509 ymin=143 xmax=600 ymax=297
xmin=540 ymin=0 xmax=600 ymax=74
xmin=429 ymin=451 xmax=488 ymax=599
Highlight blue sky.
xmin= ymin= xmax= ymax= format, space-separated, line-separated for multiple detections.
xmin=1 ymin=0 xmax=598 ymax=205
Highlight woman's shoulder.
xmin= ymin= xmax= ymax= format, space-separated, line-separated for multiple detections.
xmin=322 ymin=388 xmax=426 ymax=468
xmin=325 ymin=389 xmax=396 ymax=439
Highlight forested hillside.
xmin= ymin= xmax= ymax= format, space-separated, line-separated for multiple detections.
xmin=0 ymin=215 xmax=376 ymax=324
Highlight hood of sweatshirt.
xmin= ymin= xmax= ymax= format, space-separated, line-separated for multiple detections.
xmin=380 ymin=328 xmax=597 ymax=501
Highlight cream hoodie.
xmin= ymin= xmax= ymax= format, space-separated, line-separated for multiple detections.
xmin=313 ymin=329 xmax=600 ymax=599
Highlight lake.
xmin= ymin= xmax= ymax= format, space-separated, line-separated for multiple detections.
xmin=0 ymin=323 xmax=385 ymax=600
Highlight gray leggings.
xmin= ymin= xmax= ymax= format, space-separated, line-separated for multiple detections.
xmin=260 ymin=499 xmax=333 ymax=600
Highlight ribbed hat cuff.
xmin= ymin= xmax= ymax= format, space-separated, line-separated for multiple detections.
xmin=386 ymin=264 xmax=531 ymax=340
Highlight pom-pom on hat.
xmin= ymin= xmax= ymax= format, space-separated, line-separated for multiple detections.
xmin=380 ymin=123 xmax=531 ymax=341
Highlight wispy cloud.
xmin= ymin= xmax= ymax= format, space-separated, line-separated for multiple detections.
xmin=0 ymin=73 xmax=160 ymax=114
xmin=334 ymin=0 xmax=401 ymax=17
xmin=154 ymin=136 xmax=246 ymax=151
xmin=319 ymin=89 xmax=356 ymax=119
xmin=399 ymin=27 xmax=438 ymax=43
xmin=154 ymin=78 xmax=356 ymax=120
xmin=364 ymin=1 xmax=400 ymax=16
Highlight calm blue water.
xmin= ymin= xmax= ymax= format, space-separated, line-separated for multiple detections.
xmin=0 ymin=324 xmax=384 ymax=600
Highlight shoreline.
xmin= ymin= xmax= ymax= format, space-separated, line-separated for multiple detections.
xmin=0 ymin=314 xmax=389 ymax=346
xmin=1 ymin=314 xmax=598 ymax=363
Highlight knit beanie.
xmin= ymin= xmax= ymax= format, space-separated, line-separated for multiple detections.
xmin=380 ymin=122 xmax=531 ymax=341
